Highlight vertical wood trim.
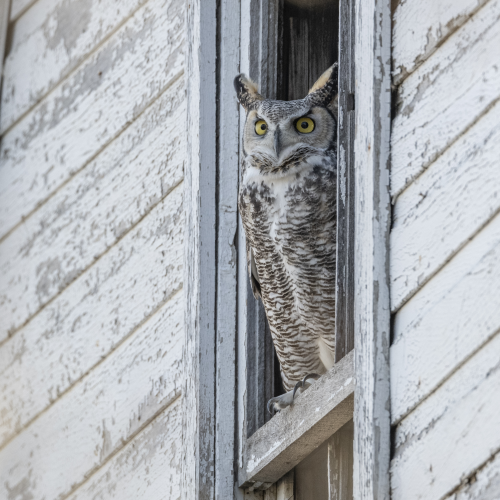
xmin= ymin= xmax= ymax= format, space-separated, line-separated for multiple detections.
xmin=216 ymin=0 xmax=241 ymax=498
xmin=182 ymin=0 xmax=217 ymax=498
xmin=335 ymin=0 xmax=356 ymax=362
xmin=352 ymin=0 xmax=391 ymax=498
xmin=277 ymin=470 xmax=295 ymax=500
xmin=0 ymin=0 xmax=11 ymax=86
xmin=329 ymin=420 xmax=354 ymax=500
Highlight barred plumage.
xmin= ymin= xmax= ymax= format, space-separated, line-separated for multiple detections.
xmin=235 ymin=65 xmax=338 ymax=396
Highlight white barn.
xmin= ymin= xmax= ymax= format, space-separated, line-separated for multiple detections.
xmin=0 ymin=0 xmax=498 ymax=498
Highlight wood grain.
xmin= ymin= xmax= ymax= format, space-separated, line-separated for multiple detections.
xmin=67 ymin=398 xmax=183 ymax=500
xmin=0 ymin=0 xmax=184 ymax=241
xmin=0 ymin=291 xmax=183 ymax=500
xmin=181 ymin=0 xmax=217 ymax=498
xmin=241 ymin=351 xmax=355 ymax=488
xmin=0 ymin=188 xmax=184 ymax=448
xmin=352 ymin=0 xmax=392 ymax=498
xmin=391 ymin=0 xmax=500 ymax=199
xmin=390 ymin=100 xmax=500 ymax=311
xmin=215 ymin=0 xmax=241 ymax=498
xmin=391 ymin=331 xmax=500 ymax=500
xmin=2 ymin=0 xmax=148 ymax=132
xmin=391 ymin=211 xmax=500 ymax=424
xmin=446 ymin=451 xmax=500 ymax=500
xmin=0 ymin=77 xmax=185 ymax=342
xmin=392 ymin=0 xmax=489 ymax=85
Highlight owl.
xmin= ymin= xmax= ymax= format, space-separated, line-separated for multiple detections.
xmin=235 ymin=64 xmax=338 ymax=412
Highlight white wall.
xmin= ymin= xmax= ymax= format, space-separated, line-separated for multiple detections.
xmin=0 ymin=0 xmax=186 ymax=498
xmin=390 ymin=1 xmax=500 ymax=498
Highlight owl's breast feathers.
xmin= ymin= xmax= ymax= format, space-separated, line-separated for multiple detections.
xmin=239 ymin=152 xmax=337 ymax=390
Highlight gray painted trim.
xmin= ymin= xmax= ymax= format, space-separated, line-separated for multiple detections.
xmin=216 ymin=0 xmax=242 ymax=498
xmin=352 ymin=0 xmax=392 ymax=498
xmin=182 ymin=0 xmax=218 ymax=498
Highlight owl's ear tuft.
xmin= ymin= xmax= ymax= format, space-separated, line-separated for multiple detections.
xmin=234 ymin=74 xmax=264 ymax=111
xmin=306 ymin=63 xmax=338 ymax=108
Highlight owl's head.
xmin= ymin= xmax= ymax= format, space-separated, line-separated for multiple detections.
xmin=234 ymin=64 xmax=338 ymax=171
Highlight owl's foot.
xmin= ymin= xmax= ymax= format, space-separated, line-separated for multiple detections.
xmin=267 ymin=373 xmax=320 ymax=415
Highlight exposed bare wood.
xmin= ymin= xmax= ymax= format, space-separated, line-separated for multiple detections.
xmin=391 ymin=210 xmax=500 ymax=424
xmin=329 ymin=420 xmax=354 ymax=500
xmin=181 ymin=0 xmax=217 ymax=498
xmin=390 ymin=100 xmax=500 ymax=311
xmin=2 ymin=0 xmax=149 ymax=133
xmin=391 ymin=331 xmax=500 ymax=500
xmin=352 ymin=0 xmax=391 ymax=499
xmin=0 ymin=188 xmax=184 ymax=448
xmin=0 ymin=0 xmax=184 ymax=241
xmin=0 ymin=77 xmax=185 ymax=343
xmin=391 ymin=0 xmax=500 ymax=199
xmin=66 ymin=399 xmax=183 ymax=500
xmin=240 ymin=350 xmax=355 ymax=488
xmin=0 ymin=291 xmax=183 ymax=499
xmin=392 ymin=0 xmax=489 ymax=85
xmin=446 ymin=451 xmax=500 ymax=500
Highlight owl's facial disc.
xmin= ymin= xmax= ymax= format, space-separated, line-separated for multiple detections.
xmin=243 ymin=105 xmax=335 ymax=171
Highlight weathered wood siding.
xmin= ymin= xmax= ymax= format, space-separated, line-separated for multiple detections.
xmin=390 ymin=1 xmax=500 ymax=498
xmin=0 ymin=0 xmax=186 ymax=498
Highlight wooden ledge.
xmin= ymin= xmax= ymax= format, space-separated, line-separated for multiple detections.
xmin=240 ymin=350 xmax=355 ymax=489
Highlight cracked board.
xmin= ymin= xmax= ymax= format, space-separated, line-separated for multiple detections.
xmin=0 ymin=76 xmax=185 ymax=343
xmin=391 ymin=331 xmax=500 ymax=500
xmin=392 ymin=0 xmax=490 ymax=85
xmin=66 ymin=398 xmax=183 ymax=500
xmin=391 ymin=210 xmax=500 ymax=424
xmin=2 ymin=0 xmax=150 ymax=133
xmin=0 ymin=188 xmax=184 ymax=449
xmin=390 ymin=99 xmax=500 ymax=311
xmin=0 ymin=0 xmax=184 ymax=241
xmin=0 ymin=290 xmax=184 ymax=500
xmin=391 ymin=0 xmax=500 ymax=199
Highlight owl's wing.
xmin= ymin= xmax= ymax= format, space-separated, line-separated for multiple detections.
xmin=246 ymin=239 xmax=261 ymax=300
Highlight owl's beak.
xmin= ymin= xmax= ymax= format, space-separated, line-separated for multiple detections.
xmin=274 ymin=127 xmax=282 ymax=158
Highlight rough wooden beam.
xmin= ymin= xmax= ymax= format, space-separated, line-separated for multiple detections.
xmin=240 ymin=350 xmax=355 ymax=488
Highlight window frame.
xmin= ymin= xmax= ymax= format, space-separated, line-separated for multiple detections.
xmin=182 ymin=0 xmax=391 ymax=497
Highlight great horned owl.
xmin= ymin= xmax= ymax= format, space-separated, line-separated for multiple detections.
xmin=235 ymin=64 xmax=338 ymax=412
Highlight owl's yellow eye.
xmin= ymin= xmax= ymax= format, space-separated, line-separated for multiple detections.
xmin=295 ymin=117 xmax=315 ymax=134
xmin=255 ymin=119 xmax=268 ymax=136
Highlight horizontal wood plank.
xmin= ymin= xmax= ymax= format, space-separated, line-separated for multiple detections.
xmin=391 ymin=211 xmax=500 ymax=423
xmin=0 ymin=0 xmax=184 ymax=241
xmin=390 ymin=100 xmax=500 ymax=311
xmin=67 ymin=398 xmax=183 ymax=500
xmin=0 ymin=291 xmax=183 ymax=500
xmin=241 ymin=350 xmax=355 ymax=488
xmin=2 ymin=0 xmax=148 ymax=132
xmin=446 ymin=451 xmax=500 ymax=500
xmin=0 ymin=188 xmax=184 ymax=448
xmin=391 ymin=0 xmax=500 ymax=199
xmin=0 ymin=76 xmax=185 ymax=342
xmin=392 ymin=0 xmax=489 ymax=85
xmin=391 ymin=331 xmax=500 ymax=500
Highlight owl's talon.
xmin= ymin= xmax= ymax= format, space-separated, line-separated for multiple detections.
xmin=267 ymin=374 xmax=320 ymax=415
xmin=292 ymin=373 xmax=320 ymax=399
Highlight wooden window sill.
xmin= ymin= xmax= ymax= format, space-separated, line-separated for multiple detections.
xmin=240 ymin=349 xmax=355 ymax=489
